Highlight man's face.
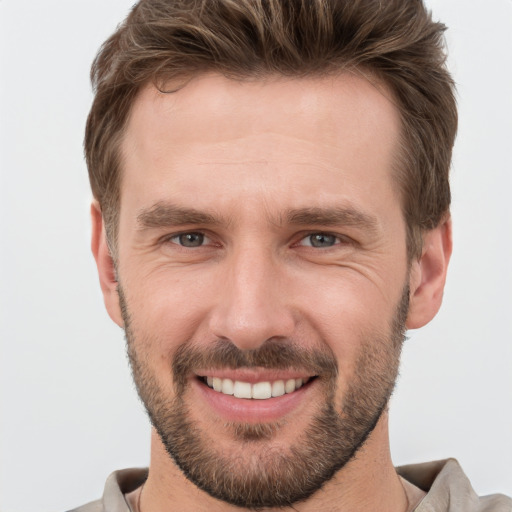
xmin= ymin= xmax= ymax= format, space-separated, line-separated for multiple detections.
xmin=113 ymin=73 xmax=411 ymax=508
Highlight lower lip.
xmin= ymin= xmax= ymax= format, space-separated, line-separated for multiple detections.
xmin=193 ymin=378 xmax=316 ymax=423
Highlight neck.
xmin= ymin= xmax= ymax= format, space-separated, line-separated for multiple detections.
xmin=137 ymin=412 xmax=408 ymax=512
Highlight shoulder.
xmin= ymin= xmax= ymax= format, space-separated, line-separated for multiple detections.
xmin=397 ymin=459 xmax=512 ymax=512
xmin=67 ymin=499 xmax=103 ymax=512
xmin=66 ymin=468 xmax=148 ymax=512
xmin=478 ymin=494 xmax=512 ymax=512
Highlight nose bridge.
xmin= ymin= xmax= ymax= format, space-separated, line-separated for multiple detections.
xmin=209 ymin=240 xmax=294 ymax=350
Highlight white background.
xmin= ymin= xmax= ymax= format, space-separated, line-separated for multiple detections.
xmin=1 ymin=1 xmax=511 ymax=511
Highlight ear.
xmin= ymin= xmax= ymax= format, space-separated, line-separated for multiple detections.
xmin=91 ymin=202 xmax=123 ymax=327
xmin=406 ymin=216 xmax=453 ymax=329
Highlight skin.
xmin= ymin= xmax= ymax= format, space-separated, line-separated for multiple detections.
xmin=92 ymin=72 xmax=452 ymax=511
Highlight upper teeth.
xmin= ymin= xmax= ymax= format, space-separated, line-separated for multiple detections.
xmin=205 ymin=377 xmax=308 ymax=399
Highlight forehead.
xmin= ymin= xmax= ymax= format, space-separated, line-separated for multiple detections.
xmin=125 ymin=71 xmax=399 ymax=154
xmin=120 ymin=72 xmax=402 ymax=218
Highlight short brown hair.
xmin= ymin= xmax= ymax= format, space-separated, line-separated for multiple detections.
xmin=85 ymin=0 xmax=457 ymax=260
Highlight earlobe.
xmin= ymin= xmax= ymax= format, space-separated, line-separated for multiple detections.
xmin=91 ymin=202 xmax=124 ymax=327
xmin=406 ymin=216 xmax=453 ymax=329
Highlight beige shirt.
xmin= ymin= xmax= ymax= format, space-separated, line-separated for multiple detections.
xmin=69 ymin=459 xmax=511 ymax=512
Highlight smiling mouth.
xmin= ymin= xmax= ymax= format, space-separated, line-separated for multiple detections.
xmin=199 ymin=376 xmax=315 ymax=399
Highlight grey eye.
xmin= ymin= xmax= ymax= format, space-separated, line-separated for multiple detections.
xmin=307 ymin=233 xmax=338 ymax=248
xmin=175 ymin=232 xmax=205 ymax=247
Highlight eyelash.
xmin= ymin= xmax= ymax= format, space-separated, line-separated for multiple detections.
xmin=166 ymin=232 xmax=214 ymax=248
xmin=163 ymin=231 xmax=350 ymax=250
xmin=296 ymin=232 xmax=346 ymax=249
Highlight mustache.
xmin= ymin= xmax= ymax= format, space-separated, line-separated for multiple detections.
xmin=172 ymin=338 xmax=339 ymax=390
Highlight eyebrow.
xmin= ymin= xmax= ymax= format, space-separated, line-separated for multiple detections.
xmin=136 ymin=203 xmax=224 ymax=230
xmin=136 ymin=202 xmax=379 ymax=234
xmin=285 ymin=207 xmax=379 ymax=234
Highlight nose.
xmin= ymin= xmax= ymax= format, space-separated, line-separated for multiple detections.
xmin=208 ymin=245 xmax=296 ymax=351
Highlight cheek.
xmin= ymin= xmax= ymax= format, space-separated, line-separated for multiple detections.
xmin=291 ymin=270 xmax=401 ymax=377
xmin=294 ymin=266 xmax=400 ymax=328
xmin=124 ymin=267 xmax=218 ymax=348
xmin=122 ymin=250 xmax=405 ymax=374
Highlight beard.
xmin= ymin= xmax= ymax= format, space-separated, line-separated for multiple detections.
xmin=120 ymin=285 xmax=409 ymax=510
